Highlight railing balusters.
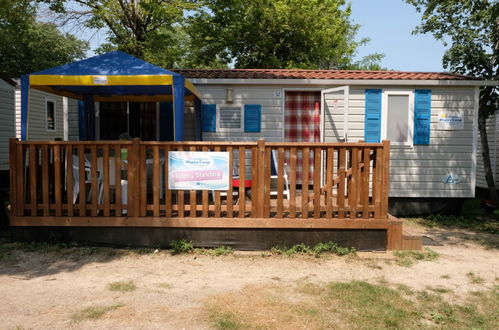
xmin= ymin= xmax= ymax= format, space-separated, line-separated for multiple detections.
xmin=11 ymin=140 xmax=390 ymax=222
xmin=153 ymin=145 xmax=161 ymax=217
xmin=325 ymin=147 xmax=334 ymax=218
xmin=313 ymin=147 xmax=321 ymax=218
xmin=289 ymin=147 xmax=297 ymax=219
xmin=226 ymin=146 xmax=233 ymax=218
xmin=337 ymin=147 xmax=346 ymax=219
xmin=66 ymin=145 xmax=73 ymax=217
xmin=114 ymin=144 xmax=122 ymax=216
xmin=189 ymin=146 xmax=197 ymax=218
xmin=301 ymin=147 xmax=309 ymax=219
xmin=201 ymin=146 xmax=209 ymax=217
xmin=165 ymin=145 xmax=172 ymax=217
xmin=264 ymin=147 xmax=271 ymax=218
xmin=276 ymin=147 xmax=284 ymax=218
xmin=54 ymin=144 xmax=62 ymax=216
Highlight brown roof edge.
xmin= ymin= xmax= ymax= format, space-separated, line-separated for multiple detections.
xmin=0 ymin=74 xmax=17 ymax=86
xmin=171 ymin=68 xmax=482 ymax=81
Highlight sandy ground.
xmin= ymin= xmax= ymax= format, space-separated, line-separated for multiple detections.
xmin=1 ymin=222 xmax=498 ymax=330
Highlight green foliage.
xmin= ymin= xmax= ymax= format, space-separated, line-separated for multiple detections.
xmin=40 ymin=0 xmax=200 ymax=67
xmin=170 ymin=239 xmax=193 ymax=255
xmin=210 ymin=311 xmax=242 ymax=330
xmin=187 ymin=0 xmax=368 ymax=69
xmin=415 ymin=213 xmax=499 ymax=235
xmin=71 ymin=304 xmax=124 ymax=323
xmin=393 ymin=248 xmax=439 ymax=267
xmin=271 ymin=241 xmax=355 ymax=257
xmin=461 ymin=199 xmax=485 ymax=218
xmin=0 ymin=0 xmax=88 ymax=76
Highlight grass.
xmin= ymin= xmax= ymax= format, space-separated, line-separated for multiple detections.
xmin=407 ymin=213 xmax=499 ymax=235
xmin=71 ymin=304 xmax=124 ymax=323
xmin=393 ymin=248 xmax=439 ymax=267
xmin=207 ymin=281 xmax=499 ymax=330
xmin=107 ymin=281 xmax=136 ymax=292
xmin=466 ymin=272 xmax=485 ymax=285
xmin=170 ymin=239 xmax=194 ymax=255
xmin=157 ymin=282 xmax=173 ymax=289
xmin=271 ymin=241 xmax=356 ymax=257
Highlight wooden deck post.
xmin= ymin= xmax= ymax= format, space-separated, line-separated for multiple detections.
xmin=381 ymin=140 xmax=390 ymax=218
xmin=9 ymin=138 xmax=17 ymax=217
xmin=127 ymin=138 xmax=141 ymax=217
xmin=256 ymin=139 xmax=265 ymax=218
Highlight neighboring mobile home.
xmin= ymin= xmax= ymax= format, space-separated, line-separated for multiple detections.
xmin=174 ymin=69 xmax=497 ymax=214
xmin=476 ymin=113 xmax=499 ymax=192
xmin=0 ymin=75 xmax=16 ymax=182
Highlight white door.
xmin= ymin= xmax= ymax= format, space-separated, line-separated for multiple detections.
xmin=321 ymin=86 xmax=349 ymax=142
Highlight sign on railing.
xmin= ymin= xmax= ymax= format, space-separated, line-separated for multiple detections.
xmin=168 ymin=151 xmax=230 ymax=190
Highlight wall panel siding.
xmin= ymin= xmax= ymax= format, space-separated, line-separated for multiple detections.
xmin=0 ymin=80 xmax=15 ymax=170
xmin=14 ymin=87 xmax=66 ymax=141
xmin=67 ymin=98 xmax=79 ymax=141
xmin=476 ymin=113 xmax=498 ymax=188
xmin=189 ymin=83 xmax=478 ymax=198
xmin=197 ymin=85 xmax=284 ymax=142
xmin=325 ymin=86 xmax=477 ymax=198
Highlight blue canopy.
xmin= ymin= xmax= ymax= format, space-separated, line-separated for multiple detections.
xmin=21 ymin=51 xmax=202 ymax=141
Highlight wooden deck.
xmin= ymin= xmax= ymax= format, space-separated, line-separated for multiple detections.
xmin=9 ymin=138 xmax=421 ymax=251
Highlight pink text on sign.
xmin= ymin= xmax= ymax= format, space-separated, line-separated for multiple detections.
xmin=172 ymin=170 xmax=223 ymax=182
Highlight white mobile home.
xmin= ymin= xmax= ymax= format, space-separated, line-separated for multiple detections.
xmin=13 ymin=81 xmax=79 ymax=141
xmin=476 ymin=113 xmax=499 ymax=191
xmin=175 ymin=69 xmax=496 ymax=213
xmin=0 ymin=75 xmax=16 ymax=173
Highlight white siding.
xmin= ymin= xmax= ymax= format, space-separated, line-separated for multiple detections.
xmin=327 ymin=86 xmax=477 ymax=198
xmin=14 ymin=87 xmax=66 ymax=140
xmin=195 ymin=83 xmax=478 ymax=198
xmin=67 ymin=98 xmax=80 ymax=141
xmin=196 ymin=85 xmax=284 ymax=142
xmin=476 ymin=113 xmax=499 ymax=188
xmin=0 ymin=79 xmax=15 ymax=170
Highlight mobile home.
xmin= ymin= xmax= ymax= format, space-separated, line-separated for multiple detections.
xmin=0 ymin=75 xmax=16 ymax=181
xmin=175 ymin=69 xmax=497 ymax=214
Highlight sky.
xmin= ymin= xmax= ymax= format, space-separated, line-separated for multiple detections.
xmin=349 ymin=0 xmax=448 ymax=72
xmin=62 ymin=0 xmax=449 ymax=73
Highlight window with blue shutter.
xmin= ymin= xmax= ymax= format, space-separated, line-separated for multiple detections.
xmin=201 ymin=104 xmax=216 ymax=132
xmin=414 ymin=89 xmax=431 ymax=145
xmin=364 ymin=89 xmax=382 ymax=142
xmin=244 ymin=104 xmax=261 ymax=132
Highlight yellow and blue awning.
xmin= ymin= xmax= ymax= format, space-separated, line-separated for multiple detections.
xmin=21 ymin=51 xmax=201 ymax=141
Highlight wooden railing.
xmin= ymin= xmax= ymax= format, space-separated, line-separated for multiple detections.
xmin=9 ymin=139 xmax=390 ymax=221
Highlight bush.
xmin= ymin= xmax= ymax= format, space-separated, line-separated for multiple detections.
xmin=170 ymin=239 xmax=193 ymax=255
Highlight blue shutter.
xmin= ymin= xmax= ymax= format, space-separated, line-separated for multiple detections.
xmin=244 ymin=104 xmax=261 ymax=132
xmin=414 ymin=89 xmax=431 ymax=145
xmin=201 ymin=104 xmax=216 ymax=132
xmin=364 ymin=89 xmax=382 ymax=142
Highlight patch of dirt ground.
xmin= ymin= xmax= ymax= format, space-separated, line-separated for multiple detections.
xmin=1 ymin=222 xmax=498 ymax=330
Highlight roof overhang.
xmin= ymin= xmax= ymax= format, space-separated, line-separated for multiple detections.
xmin=188 ymin=78 xmax=498 ymax=87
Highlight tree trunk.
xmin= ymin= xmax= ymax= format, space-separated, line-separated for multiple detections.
xmin=478 ymin=111 xmax=499 ymax=205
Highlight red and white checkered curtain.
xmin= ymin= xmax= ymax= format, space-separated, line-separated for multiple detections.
xmin=285 ymin=92 xmax=321 ymax=184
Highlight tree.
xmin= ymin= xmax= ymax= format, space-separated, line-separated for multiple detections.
xmin=0 ymin=0 xmax=88 ymax=76
xmin=41 ymin=0 xmax=201 ymax=64
xmin=406 ymin=0 xmax=499 ymax=204
xmin=186 ymin=0 xmax=366 ymax=69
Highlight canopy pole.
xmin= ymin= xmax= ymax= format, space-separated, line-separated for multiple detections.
xmin=20 ymin=75 xmax=30 ymax=141
xmin=194 ymin=97 xmax=202 ymax=141
xmin=173 ymin=75 xmax=185 ymax=141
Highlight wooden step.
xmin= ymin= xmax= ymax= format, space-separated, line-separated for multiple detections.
xmin=387 ymin=215 xmax=423 ymax=251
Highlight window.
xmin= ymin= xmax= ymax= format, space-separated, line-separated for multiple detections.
xmin=46 ymin=99 xmax=56 ymax=131
xmin=218 ymin=105 xmax=243 ymax=132
xmin=381 ymin=91 xmax=414 ymax=146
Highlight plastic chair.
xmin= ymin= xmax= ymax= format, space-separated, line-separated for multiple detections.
xmin=270 ymin=150 xmax=290 ymax=200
